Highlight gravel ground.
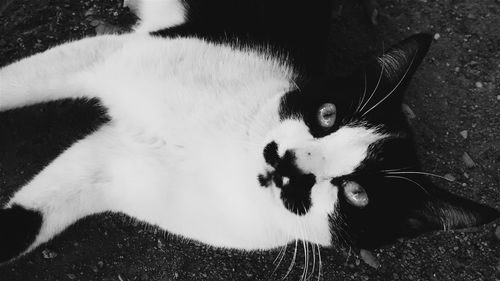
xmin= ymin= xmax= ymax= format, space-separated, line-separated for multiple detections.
xmin=0 ymin=0 xmax=499 ymax=280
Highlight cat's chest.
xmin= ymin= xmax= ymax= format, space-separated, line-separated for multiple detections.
xmin=79 ymin=35 xmax=293 ymax=138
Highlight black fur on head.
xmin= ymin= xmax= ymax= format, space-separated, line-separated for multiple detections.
xmin=323 ymin=33 xmax=499 ymax=249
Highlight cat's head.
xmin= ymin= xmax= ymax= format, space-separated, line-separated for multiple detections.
xmin=258 ymin=33 xmax=499 ymax=249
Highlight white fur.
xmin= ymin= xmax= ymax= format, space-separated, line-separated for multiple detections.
xmin=126 ymin=0 xmax=186 ymax=33
xmin=1 ymin=29 xmax=383 ymax=257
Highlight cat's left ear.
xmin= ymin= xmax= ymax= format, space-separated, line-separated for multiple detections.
xmin=401 ymin=180 xmax=500 ymax=236
xmin=359 ymin=33 xmax=433 ymax=115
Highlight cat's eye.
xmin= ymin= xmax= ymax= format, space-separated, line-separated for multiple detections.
xmin=317 ymin=103 xmax=337 ymax=129
xmin=343 ymin=181 xmax=369 ymax=207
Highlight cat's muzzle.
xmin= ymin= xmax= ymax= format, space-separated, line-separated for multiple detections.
xmin=259 ymin=142 xmax=316 ymax=190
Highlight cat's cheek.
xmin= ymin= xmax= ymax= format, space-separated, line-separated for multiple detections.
xmin=309 ymin=180 xmax=338 ymax=215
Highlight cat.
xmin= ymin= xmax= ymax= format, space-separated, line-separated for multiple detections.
xmin=0 ymin=0 xmax=498 ymax=271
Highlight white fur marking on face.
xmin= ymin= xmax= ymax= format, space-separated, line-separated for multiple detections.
xmin=296 ymin=126 xmax=385 ymax=179
xmin=268 ymin=120 xmax=385 ymax=179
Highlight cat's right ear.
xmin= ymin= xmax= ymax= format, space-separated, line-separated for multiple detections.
xmin=357 ymin=33 xmax=433 ymax=116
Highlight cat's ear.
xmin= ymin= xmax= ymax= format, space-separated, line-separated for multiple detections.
xmin=400 ymin=182 xmax=499 ymax=236
xmin=359 ymin=33 xmax=433 ymax=115
xmin=375 ymin=33 xmax=433 ymax=90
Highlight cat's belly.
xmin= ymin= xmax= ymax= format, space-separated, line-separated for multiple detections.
xmin=99 ymin=130 xmax=333 ymax=250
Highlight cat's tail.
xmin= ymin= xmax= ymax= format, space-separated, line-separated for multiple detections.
xmin=0 ymin=35 xmax=125 ymax=111
xmin=0 ymin=205 xmax=43 ymax=263
xmin=0 ymin=126 xmax=115 ymax=263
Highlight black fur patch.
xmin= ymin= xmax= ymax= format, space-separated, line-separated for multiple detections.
xmin=259 ymin=142 xmax=316 ymax=215
xmin=152 ymin=0 xmax=332 ymax=76
xmin=0 ymin=205 xmax=43 ymax=263
xmin=263 ymin=141 xmax=280 ymax=167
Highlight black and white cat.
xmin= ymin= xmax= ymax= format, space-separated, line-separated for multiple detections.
xmin=0 ymin=0 xmax=498 ymax=267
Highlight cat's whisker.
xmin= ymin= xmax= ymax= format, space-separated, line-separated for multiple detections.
xmin=385 ymin=175 xmax=430 ymax=195
xmin=335 ymin=213 xmax=352 ymax=248
xmin=358 ymin=62 xmax=385 ymax=113
xmin=361 ymin=53 xmax=417 ymax=117
xmin=302 ymin=206 xmax=312 ymax=281
xmin=282 ymin=239 xmax=298 ymax=281
xmin=301 ymin=210 xmax=316 ymax=281
xmin=344 ymin=246 xmax=352 ymax=265
xmin=380 ymin=166 xmax=415 ymax=173
xmin=291 ymin=79 xmax=301 ymax=91
xmin=309 ymin=241 xmax=316 ymax=281
xmin=355 ymin=71 xmax=368 ymax=113
xmin=384 ymin=171 xmax=457 ymax=183
xmin=302 ymin=215 xmax=314 ymax=280
xmin=299 ymin=218 xmax=308 ymax=281
xmin=302 ymin=240 xmax=308 ymax=281
xmin=271 ymin=243 xmax=288 ymax=277
xmin=316 ymin=243 xmax=323 ymax=281
xmin=273 ymin=243 xmax=286 ymax=265
xmin=283 ymin=215 xmax=301 ymax=281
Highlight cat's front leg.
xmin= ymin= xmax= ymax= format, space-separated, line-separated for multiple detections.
xmin=0 ymin=35 xmax=126 ymax=111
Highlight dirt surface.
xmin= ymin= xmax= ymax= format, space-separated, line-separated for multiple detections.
xmin=0 ymin=0 xmax=499 ymax=280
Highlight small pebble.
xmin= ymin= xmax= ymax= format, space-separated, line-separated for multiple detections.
xmin=475 ymin=82 xmax=483 ymax=88
xmin=95 ymin=22 xmax=123 ymax=35
xmin=360 ymin=249 xmax=380 ymax=268
xmin=462 ymin=152 xmax=475 ymax=168
xmin=454 ymin=67 xmax=460 ymax=72
xmin=66 ymin=274 xmax=76 ymax=280
xmin=497 ymin=95 xmax=500 ymax=101
xmin=444 ymin=174 xmax=456 ymax=181
xmin=433 ymin=33 xmax=440 ymax=40
xmin=459 ymin=130 xmax=468 ymax=139
xmin=89 ymin=19 xmax=102 ymax=27
xmin=402 ymin=103 xmax=416 ymax=119
xmin=42 ymin=249 xmax=57 ymax=259
xmin=157 ymin=239 xmax=165 ymax=249
xmin=494 ymin=225 xmax=500 ymax=241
